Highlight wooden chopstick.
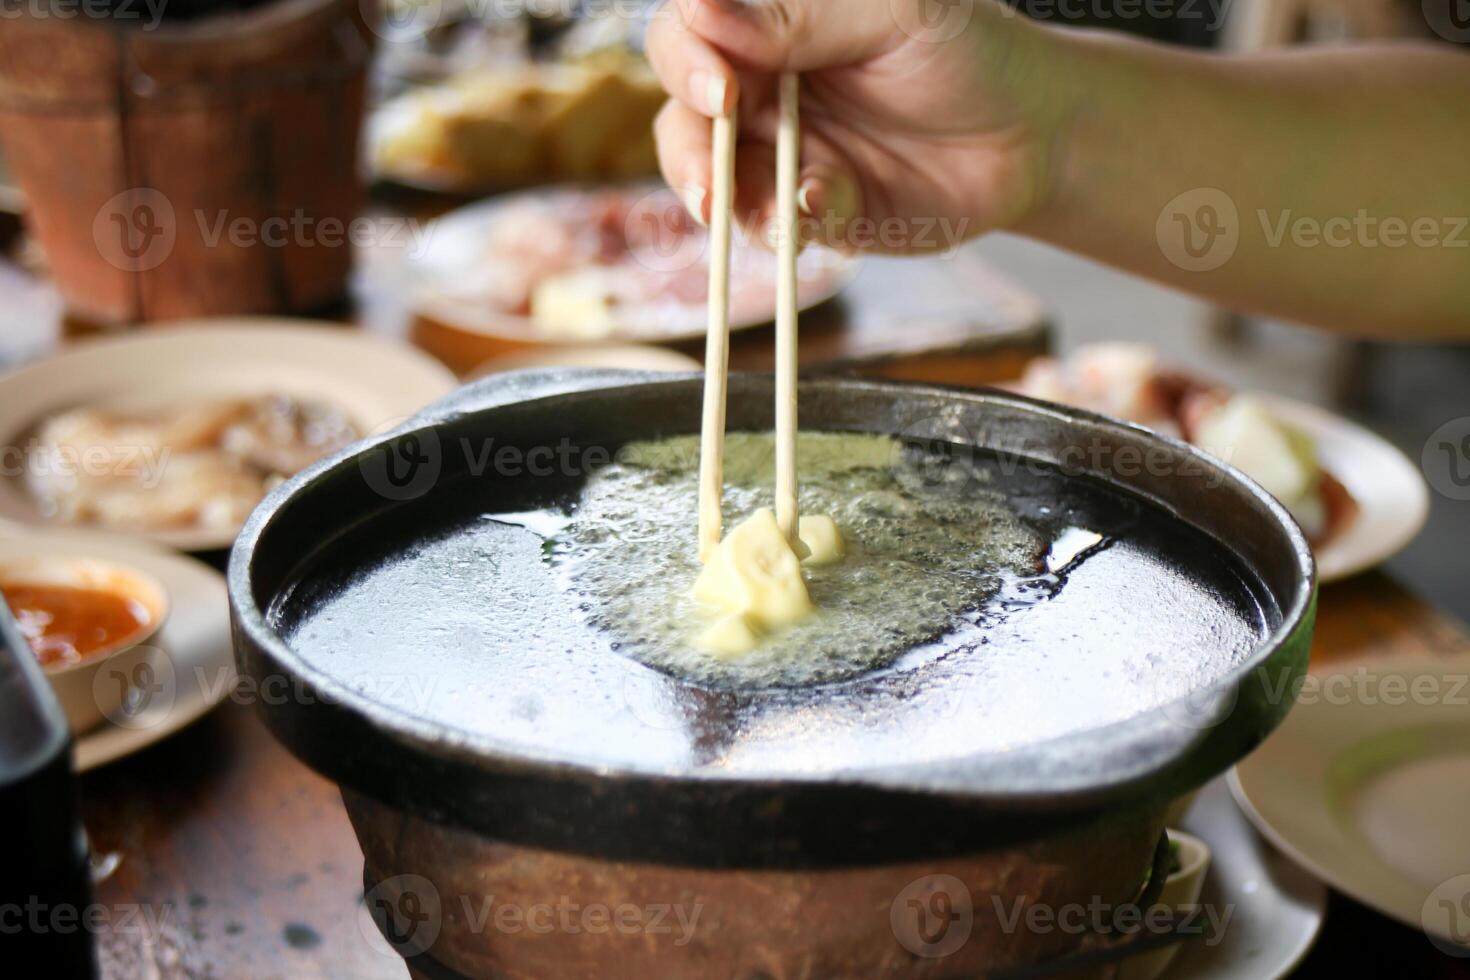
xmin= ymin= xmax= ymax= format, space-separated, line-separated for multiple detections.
xmin=774 ymin=71 xmax=801 ymax=545
xmin=698 ymin=105 xmax=738 ymax=563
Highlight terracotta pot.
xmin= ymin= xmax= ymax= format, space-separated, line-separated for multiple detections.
xmin=0 ymin=0 xmax=372 ymax=324
xmin=346 ymin=788 xmax=1168 ymax=980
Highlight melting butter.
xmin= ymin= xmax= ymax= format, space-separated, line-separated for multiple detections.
xmin=692 ymin=508 xmax=813 ymax=654
xmin=691 ymin=508 xmax=850 ymax=655
xmin=797 ymin=514 xmax=845 ymax=565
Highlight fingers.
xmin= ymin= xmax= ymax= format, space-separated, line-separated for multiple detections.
xmin=646 ymin=6 xmax=738 ymax=119
xmin=659 ymin=96 xmax=863 ymax=247
xmin=654 ymin=99 xmax=716 ymax=225
xmin=654 ymin=92 xmax=788 ymax=235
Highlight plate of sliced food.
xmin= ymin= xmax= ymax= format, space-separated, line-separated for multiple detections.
xmin=0 ymin=321 xmax=457 ymax=552
xmin=1011 ymin=343 xmax=1429 ymax=581
xmin=396 ymin=184 xmax=857 ymax=345
xmin=369 ymin=3 xmax=667 ymax=192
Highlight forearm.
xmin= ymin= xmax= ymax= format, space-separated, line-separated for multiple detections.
xmin=1018 ymin=32 xmax=1470 ymax=340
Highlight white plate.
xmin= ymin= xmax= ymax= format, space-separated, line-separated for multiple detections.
xmin=0 ymin=529 xmax=234 ymax=772
xmin=1166 ymin=777 xmax=1328 ymax=979
xmin=470 ymin=343 xmax=700 ymax=378
xmin=1261 ymin=395 xmax=1429 ymax=582
xmin=399 ymin=184 xmax=857 ymax=345
xmin=1231 ymin=656 xmax=1470 ymax=948
xmin=0 ymin=319 xmax=458 ymax=552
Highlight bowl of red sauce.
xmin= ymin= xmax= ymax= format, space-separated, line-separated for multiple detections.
xmin=0 ymin=556 xmax=169 ymax=733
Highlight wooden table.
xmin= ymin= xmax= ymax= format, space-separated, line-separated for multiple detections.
xmin=2 ymin=226 xmax=1467 ymax=977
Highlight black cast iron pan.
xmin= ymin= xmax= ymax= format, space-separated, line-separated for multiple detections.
xmin=229 ymin=370 xmax=1315 ymax=868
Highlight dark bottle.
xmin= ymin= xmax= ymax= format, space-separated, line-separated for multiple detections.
xmin=0 ymin=602 xmax=99 ymax=978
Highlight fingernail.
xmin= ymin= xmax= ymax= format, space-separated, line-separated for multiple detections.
xmin=683 ymin=184 xmax=708 ymax=226
xmin=797 ymin=179 xmax=817 ymax=217
xmin=691 ymin=71 xmax=727 ymax=116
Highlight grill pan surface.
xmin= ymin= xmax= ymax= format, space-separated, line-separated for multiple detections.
xmin=230 ymin=370 xmax=1315 ymax=868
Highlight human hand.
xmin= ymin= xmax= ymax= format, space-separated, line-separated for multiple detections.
xmin=646 ymin=0 xmax=1069 ymax=254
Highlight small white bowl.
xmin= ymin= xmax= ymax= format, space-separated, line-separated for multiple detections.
xmin=1 ymin=556 xmax=169 ymax=734
xmin=1118 ymin=829 xmax=1212 ymax=980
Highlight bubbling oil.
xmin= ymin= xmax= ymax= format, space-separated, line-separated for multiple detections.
xmin=556 ymin=432 xmax=1046 ymax=688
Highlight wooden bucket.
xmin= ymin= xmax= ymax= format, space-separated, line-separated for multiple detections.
xmin=0 ymin=0 xmax=373 ymax=325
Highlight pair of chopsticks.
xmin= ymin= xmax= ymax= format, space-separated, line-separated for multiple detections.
xmin=699 ymin=73 xmax=801 ymax=562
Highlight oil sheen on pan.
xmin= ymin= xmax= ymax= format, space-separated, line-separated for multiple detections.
xmin=269 ymin=430 xmax=1277 ymax=777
